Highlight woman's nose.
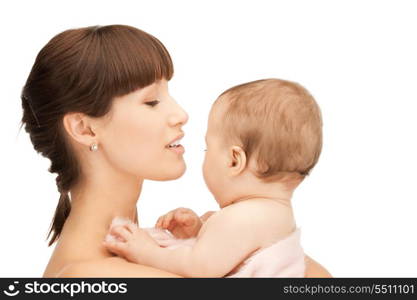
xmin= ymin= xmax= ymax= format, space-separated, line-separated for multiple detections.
xmin=168 ymin=101 xmax=189 ymax=127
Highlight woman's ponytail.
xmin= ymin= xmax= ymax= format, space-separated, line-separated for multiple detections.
xmin=47 ymin=192 xmax=71 ymax=246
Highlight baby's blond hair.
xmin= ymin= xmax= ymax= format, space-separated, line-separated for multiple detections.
xmin=216 ymin=79 xmax=323 ymax=182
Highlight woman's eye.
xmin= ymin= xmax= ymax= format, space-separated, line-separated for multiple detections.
xmin=145 ymin=100 xmax=160 ymax=107
xmin=204 ymin=149 xmax=207 ymax=152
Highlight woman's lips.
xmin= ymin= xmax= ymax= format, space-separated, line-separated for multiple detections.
xmin=167 ymin=144 xmax=185 ymax=155
xmin=166 ymin=133 xmax=185 ymax=147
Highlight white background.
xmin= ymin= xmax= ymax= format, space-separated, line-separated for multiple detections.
xmin=0 ymin=0 xmax=416 ymax=277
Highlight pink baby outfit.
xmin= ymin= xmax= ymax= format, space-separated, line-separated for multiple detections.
xmin=107 ymin=217 xmax=305 ymax=277
xmin=226 ymin=229 xmax=305 ymax=277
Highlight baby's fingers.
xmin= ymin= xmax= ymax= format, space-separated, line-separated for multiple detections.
xmin=103 ymin=240 xmax=128 ymax=258
xmin=109 ymin=225 xmax=131 ymax=242
xmin=175 ymin=211 xmax=195 ymax=226
xmin=147 ymin=229 xmax=173 ymax=241
xmin=156 ymin=211 xmax=173 ymax=229
xmin=125 ymin=222 xmax=138 ymax=233
xmin=155 ymin=216 xmax=164 ymax=229
xmin=161 ymin=212 xmax=175 ymax=229
xmin=156 ymin=216 xmax=169 ymax=229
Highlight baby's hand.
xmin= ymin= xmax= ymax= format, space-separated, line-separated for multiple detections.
xmin=103 ymin=223 xmax=159 ymax=264
xmin=155 ymin=207 xmax=202 ymax=239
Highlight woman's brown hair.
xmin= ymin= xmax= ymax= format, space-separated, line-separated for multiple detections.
xmin=20 ymin=25 xmax=173 ymax=246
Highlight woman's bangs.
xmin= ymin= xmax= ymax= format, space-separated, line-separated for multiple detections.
xmin=98 ymin=25 xmax=174 ymax=96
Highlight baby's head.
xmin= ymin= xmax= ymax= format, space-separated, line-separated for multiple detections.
xmin=203 ymin=79 xmax=322 ymax=207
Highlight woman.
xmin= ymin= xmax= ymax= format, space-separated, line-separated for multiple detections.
xmin=21 ymin=24 xmax=330 ymax=277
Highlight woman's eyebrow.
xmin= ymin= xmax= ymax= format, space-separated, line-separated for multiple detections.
xmin=142 ymin=92 xmax=158 ymax=101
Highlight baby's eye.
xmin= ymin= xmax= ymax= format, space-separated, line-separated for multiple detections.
xmin=203 ymin=149 xmax=207 ymax=152
xmin=145 ymin=100 xmax=160 ymax=107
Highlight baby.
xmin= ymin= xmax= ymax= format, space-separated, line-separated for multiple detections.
xmin=104 ymin=79 xmax=323 ymax=277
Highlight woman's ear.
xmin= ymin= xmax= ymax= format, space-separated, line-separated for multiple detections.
xmin=228 ymin=146 xmax=247 ymax=176
xmin=62 ymin=113 xmax=97 ymax=147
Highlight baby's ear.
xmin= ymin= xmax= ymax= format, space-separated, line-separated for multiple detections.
xmin=228 ymin=146 xmax=247 ymax=176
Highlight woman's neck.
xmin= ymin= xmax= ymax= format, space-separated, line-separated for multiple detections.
xmin=60 ymin=171 xmax=144 ymax=254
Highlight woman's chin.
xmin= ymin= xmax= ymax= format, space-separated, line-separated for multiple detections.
xmin=155 ymin=163 xmax=186 ymax=181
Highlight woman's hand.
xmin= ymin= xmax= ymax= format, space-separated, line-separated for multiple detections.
xmin=155 ymin=207 xmax=203 ymax=239
xmin=103 ymin=223 xmax=159 ymax=264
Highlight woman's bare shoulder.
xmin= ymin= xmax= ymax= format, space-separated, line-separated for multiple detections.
xmin=55 ymin=257 xmax=181 ymax=278
xmin=304 ymin=255 xmax=332 ymax=278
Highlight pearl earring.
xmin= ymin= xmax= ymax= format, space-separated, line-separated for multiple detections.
xmin=90 ymin=143 xmax=98 ymax=152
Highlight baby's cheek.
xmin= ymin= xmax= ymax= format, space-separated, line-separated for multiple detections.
xmin=202 ymin=160 xmax=209 ymax=182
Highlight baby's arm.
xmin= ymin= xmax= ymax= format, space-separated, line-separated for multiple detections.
xmin=104 ymin=205 xmax=262 ymax=277
xmin=200 ymin=210 xmax=216 ymax=223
